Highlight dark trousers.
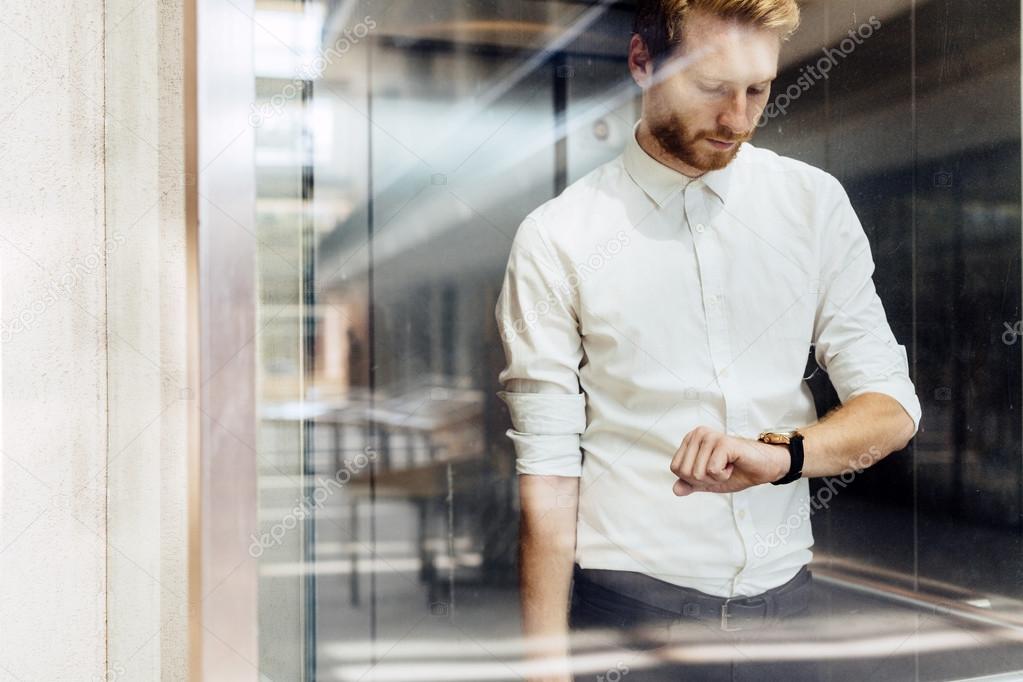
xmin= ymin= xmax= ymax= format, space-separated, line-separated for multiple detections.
xmin=568 ymin=564 xmax=823 ymax=681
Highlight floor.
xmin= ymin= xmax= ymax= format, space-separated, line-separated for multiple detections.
xmin=256 ymin=494 xmax=1023 ymax=682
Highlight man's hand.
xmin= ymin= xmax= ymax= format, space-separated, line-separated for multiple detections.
xmin=669 ymin=426 xmax=789 ymax=495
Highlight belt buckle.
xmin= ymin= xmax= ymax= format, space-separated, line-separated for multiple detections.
xmin=720 ymin=596 xmax=768 ymax=631
xmin=720 ymin=597 xmax=742 ymax=632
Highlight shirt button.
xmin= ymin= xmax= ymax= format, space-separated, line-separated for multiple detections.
xmin=738 ymin=509 xmax=747 ymax=520
xmin=695 ymin=223 xmax=706 ymax=233
xmin=720 ymin=368 xmax=730 ymax=378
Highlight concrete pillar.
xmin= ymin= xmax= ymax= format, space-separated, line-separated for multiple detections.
xmin=105 ymin=0 xmax=192 ymax=678
xmin=0 ymin=1 xmax=109 ymax=679
xmin=0 ymin=0 xmax=192 ymax=678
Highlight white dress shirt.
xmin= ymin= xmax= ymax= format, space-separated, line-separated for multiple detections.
xmin=495 ymin=118 xmax=922 ymax=598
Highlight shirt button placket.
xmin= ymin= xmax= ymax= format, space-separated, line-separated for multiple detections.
xmin=703 ymin=236 xmax=741 ymax=433
xmin=734 ymin=494 xmax=758 ymax=582
xmin=689 ymin=186 xmax=743 ymax=436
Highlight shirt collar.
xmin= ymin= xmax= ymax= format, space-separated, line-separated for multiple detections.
xmin=622 ymin=118 xmax=739 ymax=208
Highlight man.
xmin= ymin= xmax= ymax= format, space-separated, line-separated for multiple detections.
xmin=495 ymin=1 xmax=922 ymax=680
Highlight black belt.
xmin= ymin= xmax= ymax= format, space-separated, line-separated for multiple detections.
xmin=573 ymin=564 xmax=812 ymax=632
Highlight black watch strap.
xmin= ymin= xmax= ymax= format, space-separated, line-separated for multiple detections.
xmin=771 ymin=433 xmax=805 ymax=485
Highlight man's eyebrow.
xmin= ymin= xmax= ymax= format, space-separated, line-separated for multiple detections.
xmin=697 ymin=75 xmax=777 ymax=86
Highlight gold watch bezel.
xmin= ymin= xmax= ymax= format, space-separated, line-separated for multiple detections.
xmin=757 ymin=429 xmax=800 ymax=445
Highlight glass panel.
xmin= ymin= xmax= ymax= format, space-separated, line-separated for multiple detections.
xmin=247 ymin=1 xmax=1023 ymax=680
xmin=253 ymin=3 xmax=316 ymax=677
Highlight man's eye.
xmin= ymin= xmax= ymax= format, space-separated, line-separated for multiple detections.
xmin=749 ymin=87 xmax=766 ymax=95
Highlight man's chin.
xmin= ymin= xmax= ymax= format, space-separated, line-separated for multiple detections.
xmin=653 ymin=131 xmax=744 ymax=172
xmin=687 ymin=148 xmax=739 ymax=172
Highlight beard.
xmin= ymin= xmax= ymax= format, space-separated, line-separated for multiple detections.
xmin=648 ymin=113 xmax=752 ymax=172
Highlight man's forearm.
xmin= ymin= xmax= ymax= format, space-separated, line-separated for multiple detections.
xmin=518 ymin=475 xmax=579 ymax=662
xmin=798 ymin=392 xmax=917 ymax=478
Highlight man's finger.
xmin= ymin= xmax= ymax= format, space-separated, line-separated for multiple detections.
xmin=673 ymin=478 xmax=695 ymax=496
xmin=675 ymin=475 xmax=737 ymax=496
xmin=670 ymin=432 xmax=691 ymax=473
xmin=695 ymin=430 xmax=720 ymax=478
xmin=678 ymin=429 xmax=704 ymax=478
xmin=706 ymin=446 xmax=732 ymax=481
xmin=695 ymin=436 xmax=725 ymax=480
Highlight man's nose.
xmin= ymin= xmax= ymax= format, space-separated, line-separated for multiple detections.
xmin=719 ymin=94 xmax=751 ymax=136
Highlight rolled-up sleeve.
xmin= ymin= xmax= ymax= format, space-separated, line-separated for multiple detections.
xmin=495 ymin=214 xmax=587 ymax=476
xmin=813 ymin=175 xmax=923 ymax=437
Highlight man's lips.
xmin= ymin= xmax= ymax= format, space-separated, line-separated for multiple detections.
xmin=706 ymin=138 xmax=738 ymax=149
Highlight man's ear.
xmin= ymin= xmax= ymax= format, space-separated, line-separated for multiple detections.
xmin=628 ymin=34 xmax=655 ymax=88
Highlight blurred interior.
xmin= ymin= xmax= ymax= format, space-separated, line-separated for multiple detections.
xmin=247 ymin=0 xmax=1023 ymax=679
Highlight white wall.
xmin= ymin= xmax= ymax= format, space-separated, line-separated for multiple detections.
xmin=0 ymin=1 xmax=190 ymax=679
xmin=105 ymin=0 xmax=190 ymax=678
xmin=0 ymin=2 xmax=108 ymax=679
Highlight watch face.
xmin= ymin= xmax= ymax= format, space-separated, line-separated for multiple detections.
xmin=759 ymin=431 xmax=792 ymax=444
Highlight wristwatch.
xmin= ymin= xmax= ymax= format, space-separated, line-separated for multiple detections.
xmin=757 ymin=429 xmax=805 ymax=485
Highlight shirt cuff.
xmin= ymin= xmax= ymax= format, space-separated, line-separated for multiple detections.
xmin=824 ymin=337 xmax=922 ymax=438
xmin=506 ymin=430 xmax=583 ymax=477
xmin=496 ymin=390 xmax=586 ymax=434
xmin=497 ymin=391 xmax=587 ymax=476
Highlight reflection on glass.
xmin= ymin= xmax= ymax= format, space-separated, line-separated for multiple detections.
xmin=250 ymin=1 xmax=1023 ymax=680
